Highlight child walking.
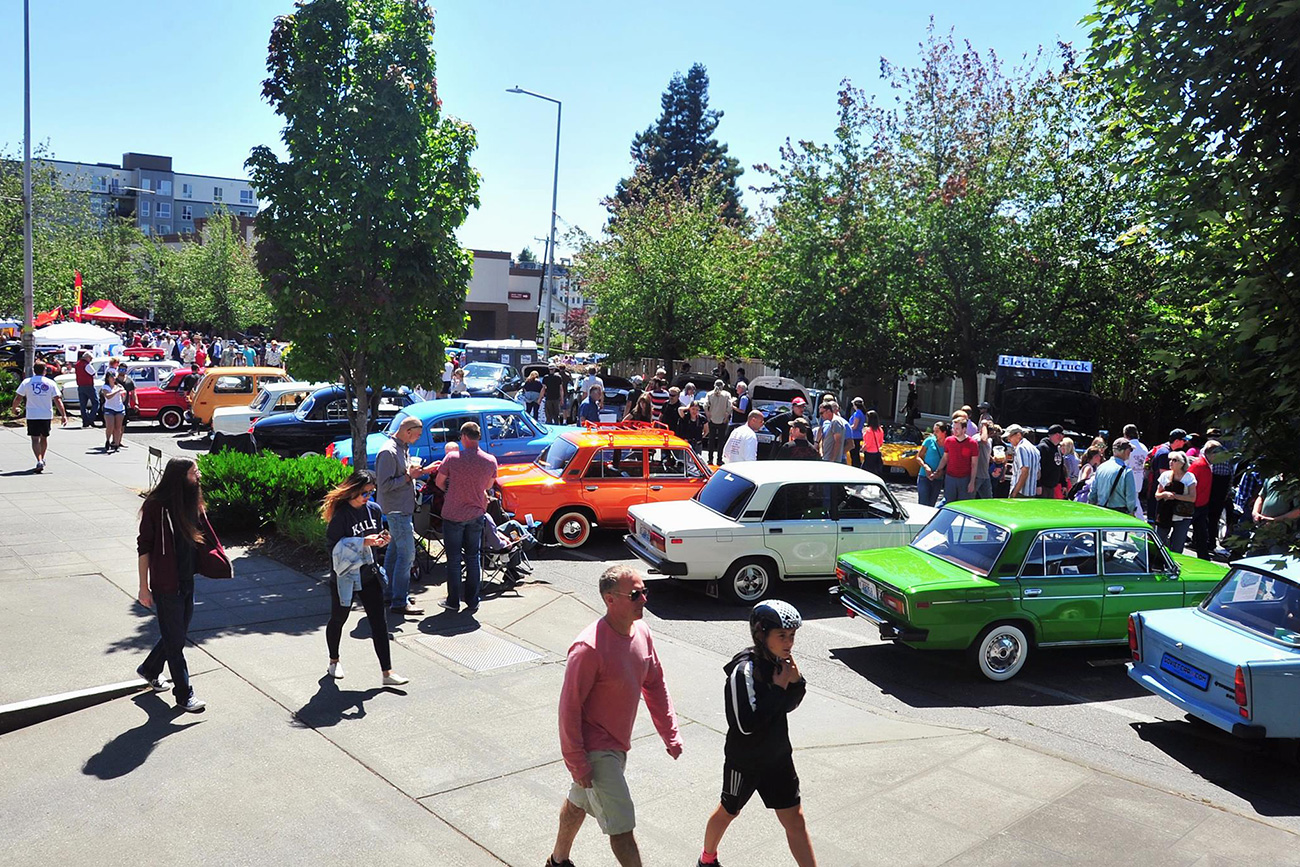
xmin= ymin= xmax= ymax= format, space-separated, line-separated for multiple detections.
xmin=699 ymin=600 xmax=817 ymax=867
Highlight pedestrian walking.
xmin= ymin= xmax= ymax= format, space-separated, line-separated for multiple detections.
xmin=1005 ymin=424 xmax=1041 ymax=499
xmin=860 ymin=409 xmax=885 ymax=475
xmin=723 ymin=410 xmax=764 ymax=464
xmin=73 ymin=350 xmax=98 ymax=428
xmin=698 ymin=600 xmax=816 ymax=867
xmin=135 ymin=457 xmax=231 ymax=713
xmin=542 ymin=364 xmax=566 ymax=424
xmin=522 ymin=370 xmax=544 ymax=419
xmin=917 ymin=421 xmax=949 ymax=508
xmin=935 ymin=416 xmax=978 ymax=503
xmin=374 ymin=416 xmax=431 ymax=618
xmin=817 ymin=402 xmax=848 ymax=464
xmin=548 ymin=566 xmax=682 ymax=867
xmin=1088 ymin=438 xmax=1138 ymax=514
xmin=435 ymin=421 xmax=499 ymax=615
xmin=321 ymin=470 xmax=408 ymax=686
xmin=774 ymin=418 xmax=819 ymax=460
xmin=12 ymin=360 xmax=68 ymax=473
xmin=1205 ymin=431 xmax=1234 ymax=549
xmin=1154 ymin=452 xmax=1197 ymax=553
xmin=99 ymin=370 xmax=127 ymax=453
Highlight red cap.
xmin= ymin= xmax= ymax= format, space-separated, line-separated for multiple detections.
xmin=792 ymin=397 xmax=807 ymax=406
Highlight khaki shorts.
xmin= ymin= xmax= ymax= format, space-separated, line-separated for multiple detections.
xmin=567 ymin=749 xmax=635 ymax=835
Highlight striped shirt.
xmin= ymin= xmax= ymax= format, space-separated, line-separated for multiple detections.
xmin=648 ymin=388 xmax=670 ymax=421
xmin=1011 ymin=440 xmax=1040 ymax=497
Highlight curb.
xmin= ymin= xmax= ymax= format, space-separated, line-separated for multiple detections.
xmin=0 ymin=679 xmax=146 ymax=736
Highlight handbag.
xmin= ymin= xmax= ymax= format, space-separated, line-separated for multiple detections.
xmin=196 ymin=513 xmax=233 ymax=580
xmin=1175 ymin=499 xmax=1195 ymax=518
xmin=359 ymin=562 xmax=384 ymax=584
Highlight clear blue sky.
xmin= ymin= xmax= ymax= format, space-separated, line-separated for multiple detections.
xmin=1 ymin=0 xmax=1092 ymax=258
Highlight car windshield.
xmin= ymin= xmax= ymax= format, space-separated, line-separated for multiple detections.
xmin=250 ymin=390 xmax=275 ymax=412
xmin=909 ymin=509 xmax=1010 ymax=576
xmin=536 ymin=437 xmax=580 ymax=475
xmin=885 ymin=424 xmax=922 ymax=445
xmin=1200 ymin=568 xmax=1300 ymax=646
xmin=694 ymin=471 xmax=755 ymax=521
xmin=463 ymin=363 xmax=503 ymax=380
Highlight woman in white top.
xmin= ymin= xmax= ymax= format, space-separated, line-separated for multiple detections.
xmin=1154 ymin=451 xmax=1197 ymax=553
xmin=99 ymin=370 xmax=127 ymax=453
xmin=449 ymin=367 xmax=469 ymax=397
xmin=680 ymin=382 xmax=698 ymax=409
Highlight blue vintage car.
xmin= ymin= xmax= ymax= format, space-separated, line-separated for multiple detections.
xmin=1128 ymin=555 xmax=1300 ymax=739
xmin=327 ymin=397 xmax=572 ymax=469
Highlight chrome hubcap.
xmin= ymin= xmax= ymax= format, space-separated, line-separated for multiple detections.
xmin=985 ymin=633 xmax=1021 ymax=673
xmin=735 ymin=566 xmax=767 ymax=599
xmin=559 ymin=518 xmax=585 ymax=541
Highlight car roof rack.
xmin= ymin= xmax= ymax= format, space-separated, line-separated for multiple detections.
xmin=579 ymin=420 xmax=670 ymax=431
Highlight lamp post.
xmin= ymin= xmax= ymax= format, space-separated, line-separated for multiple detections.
xmin=506 ymin=86 xmax=561 ymax=359
xmin=21 ymin=0 xmax=34 ymax=376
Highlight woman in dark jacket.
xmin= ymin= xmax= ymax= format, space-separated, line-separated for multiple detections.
xmin=136 ymin=457 xmax=230 ymax=712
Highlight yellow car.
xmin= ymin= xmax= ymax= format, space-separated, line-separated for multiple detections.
xmin=880 ymin=423 xmax=925 ymax=477
xmin=188 ymin=366 xmax=293 ymax=427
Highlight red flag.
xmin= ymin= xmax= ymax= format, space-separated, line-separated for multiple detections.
xmin=74 ymin=270 xmax=84 ymax=322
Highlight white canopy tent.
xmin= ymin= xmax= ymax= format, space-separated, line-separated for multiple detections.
xmin=33 ymin=322 xmax=123 ymax=361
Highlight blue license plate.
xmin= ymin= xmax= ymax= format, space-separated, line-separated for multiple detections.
xmin=1160 ymin=652 xmax=1210 ymax=691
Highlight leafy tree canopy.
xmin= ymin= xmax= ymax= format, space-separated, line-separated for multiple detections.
xmin=517 ymin=246 xmax=537 ymax=263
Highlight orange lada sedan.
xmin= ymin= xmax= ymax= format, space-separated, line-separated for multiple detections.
xmin=497 ymin=421 xmax=714 ymax=548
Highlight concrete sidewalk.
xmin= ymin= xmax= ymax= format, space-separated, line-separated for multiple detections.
xmin=0 ymin=423 xmax=1294 ymax=866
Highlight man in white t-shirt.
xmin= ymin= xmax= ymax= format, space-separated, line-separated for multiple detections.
xmin=1123 ymin=424 xmax=1150 ymax=520
xmin=722 ymin=409 xmax=764 ymax=464
xmin=12 ymin=361 xmax=68 ymax=473
xmin=579 ymin=365 xmax=604 ymax=402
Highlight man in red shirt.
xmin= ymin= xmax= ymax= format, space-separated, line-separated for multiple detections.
xmin=934 ymin=414 xmax=979 ymax=503
xmin=1189 ymin=440 xmax=1219 ymax=560
xmin=72 ymin=351 xmax=98 ymax=428
xmin=434 ymin=420 xmax=500 ymax=615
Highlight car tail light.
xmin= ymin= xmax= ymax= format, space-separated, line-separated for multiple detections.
xmin=882 ymin=592 xmax=906 ymax=615
xmin=835 ymin=566 xmax=846 ymax=582
xmin=248 ymin=422 xmax=257 ymax=434
xmin=670 ymin=537 xmax=682 ymax=545
xmin=627 ymin=516 xmax=637 ymax=533
xmin=1234 ymin=666 xmax=1249 ymax=718
xmin=1127 ymin=615 xmax=1139 ymax=662
xmin=649 ymin=529 xmax=666 ymax=552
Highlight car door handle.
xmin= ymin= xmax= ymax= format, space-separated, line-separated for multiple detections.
xmin=1107 ymin=585 xmax=1125 ymax=594
xmin=584 ymin=486 xmax=598 ymax=491
xmin=769 ymin=528 xmax=783 ymax=534
xmin=650 ymin=485 xmax=663 ymax=491
xmin=1023 ymin=588 xmax=1042 ymax=597
xmin=841 ymin=526 xmax=855 ymax=532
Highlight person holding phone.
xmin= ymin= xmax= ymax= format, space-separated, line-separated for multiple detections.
xmin=321 ymin=470 xmax=408 ymax=685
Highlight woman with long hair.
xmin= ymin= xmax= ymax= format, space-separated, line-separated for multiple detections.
xmin=100 ymin=369 xmax=127 ymax=452
xmin=321 ymin=470 xmax=408 ymax=685
xmin=624 ymin=392 xmax=654 ymax=423
xmin=136 ymin=457 xmax=230 ymax=712
xmin=862 ymin=408 xmax=885 ymax=475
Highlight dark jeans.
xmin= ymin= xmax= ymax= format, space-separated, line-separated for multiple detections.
xmin=140 ymin=580 xmax=195 ymax=704
xmin=848 ymin=439 xmax=862 ymax=468
xmin=77 ymin=384 xmax=98 ymax=426
xmin=1191 ymin=505 xmax=1212 ymax=559
xmin=444 ymin=515 xmax=485 ymax=611
xmin=326 ymin=573 xmax=391 ymax=670
xmin=544 ymin=399 xmax=561 ymax=425
xmin=1207 ymin=475 xmax=1231 ymax=546
xmin=863 ymin=451 xmax=884 ymax=476
xmin=706 ymin=423 xmax=728 ymax=465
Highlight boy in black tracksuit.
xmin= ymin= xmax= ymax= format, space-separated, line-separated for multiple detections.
xmin=699 ymin=600 xmax=818 ymax=867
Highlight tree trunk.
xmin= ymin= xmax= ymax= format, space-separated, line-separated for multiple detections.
xmin=346 ymin=360 xmax=370 ymax=470
xmin=960 ymin=368 xmax=980 ymax=417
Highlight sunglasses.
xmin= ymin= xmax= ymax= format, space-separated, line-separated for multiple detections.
xmin=612 ymin=588 xmax=649 ymax=601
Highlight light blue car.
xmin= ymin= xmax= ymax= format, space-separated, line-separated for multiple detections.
xmin=1128 ymin=554 xmax=1300 ymax=739
xmin=327 ymin=397 xmax=574 ymax=469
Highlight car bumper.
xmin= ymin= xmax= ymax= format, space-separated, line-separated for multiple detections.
xmin=623 ymin=534 xmax=688 ymax=576
xmin=1127 ymin=663 xmax=1267 ymax=739
xmin=830 ymin=586 xmax=929 ymax=642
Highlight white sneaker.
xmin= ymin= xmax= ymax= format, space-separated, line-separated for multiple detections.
xmin=382 ymin=673 xmax=409 ymax=686
xmin=328 ymin=661 xmax=344 ymax=680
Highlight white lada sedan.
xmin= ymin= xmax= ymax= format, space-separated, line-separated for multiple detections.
xmin=625 ymin=460 xmax=936 ymax=603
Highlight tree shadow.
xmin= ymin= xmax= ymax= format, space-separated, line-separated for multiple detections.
xmin=292 ymin=675 xmax=401 ymax=729
xmin=81 ymin=692 xmax=204 ymax=780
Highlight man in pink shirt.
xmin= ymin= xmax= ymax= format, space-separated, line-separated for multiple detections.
xmin=434 ymin=421 xmax=499 ymax=615
xmin=548 ymin=566 xmax=682 ymax=867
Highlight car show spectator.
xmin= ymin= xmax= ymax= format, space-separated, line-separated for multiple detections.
xmin=1088 ymin=438 xmax=1138 ymax=514
xmin=375 ymin=417 xmax=430 ymax=618
xmin=1155 ymin=451 xmax=1197 ymax=552
xmin=12 ymin=360 xmax=68 ymax=473
xmin=917 ymin=421 xmax=948 ymax=507
xmin=935 ymin=417 xmax=978 ymax=503
xmin=435 ymin=421 xmax=500 ymax=616
xmin=542 ymin=364 xmax=566 ymax=424
xmin=723 ymin=409 xmax=764 ymax=464
xmin=704 ymin=380 xmax=733 ymax=465
xmin=774 ymin=418 xmax=819 ymax=460
xmin=578 ymin=385 xmax=603 ymax=424
xmin=817 ymin=402 xmax=848 ymax=464
xmin=73 ymin=351 xmax=98 ymax=428
xmin=1005 ymin=424 xmax=1040 ymax=499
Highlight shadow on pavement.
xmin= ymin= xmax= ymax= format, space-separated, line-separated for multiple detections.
xmin=81 ymin=693 xmax=204 ymax=780
xmin=292 ymin=675 xmax=395 ymax=729
xmin=0 ymin=468 xmax=40 ymax=477
xmin=1131 ymin=719 xmax=1300 ymax=817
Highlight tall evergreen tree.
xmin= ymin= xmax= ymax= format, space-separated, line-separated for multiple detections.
xmin=616 ymin=63 xmax=744 ymax=225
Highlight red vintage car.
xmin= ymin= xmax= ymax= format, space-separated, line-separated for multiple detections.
xmin=123 ymin=346 xmax=167 ymax=360
xmin=132 ymin=368 xmax=200 ymax=430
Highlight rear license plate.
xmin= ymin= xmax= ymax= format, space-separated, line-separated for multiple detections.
xmin=856 ymin=576 xmax=879 ymax=600
xmin=1160 ymin=652 xmax=1210 ymax=691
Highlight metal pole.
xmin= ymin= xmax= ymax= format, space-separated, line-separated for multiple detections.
xmin=21 ymin=0 xmax=35 ymax=377
xmin=544 ymin=100 xmax=560 ymax=360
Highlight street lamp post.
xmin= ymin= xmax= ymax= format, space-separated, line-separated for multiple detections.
xmin=21 ymin=0 xmax=35 ymax=376
xmin=506 ymin=86 xmax=561 ymax=360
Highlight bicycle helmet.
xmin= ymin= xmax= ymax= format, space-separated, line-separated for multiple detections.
xmin=750 ymin=599 xmax=802 ymax=646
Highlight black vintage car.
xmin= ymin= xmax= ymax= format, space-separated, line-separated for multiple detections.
xmin=249 ymin=385 xmax=423 ymax=457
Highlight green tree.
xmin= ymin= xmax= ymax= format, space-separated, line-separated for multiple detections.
xmin=182 ymin=207 xmax=273 ymax=334
xmin=615 ymin=63 xmax=744 ymax=225
xmin=517 ymin=246 xmax=537 ymax=264
xmin=246 ymin=0 xmax=479 ymax=460
xmin=1088 ymin=1 xmax=1300 ymax=548
xmin=575 ymin=169 xmax=751 ymax=368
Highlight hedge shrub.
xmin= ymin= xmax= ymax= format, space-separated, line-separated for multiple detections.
xmin=199 ymin=450 xmax=348 ymax=532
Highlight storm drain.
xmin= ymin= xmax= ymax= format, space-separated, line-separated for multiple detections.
xmin=415 ymin=631 xmax=542 ymax=672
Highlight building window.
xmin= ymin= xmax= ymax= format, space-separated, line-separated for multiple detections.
xmin=159 ymin=180 xmax=172 ymax=196
xmin=213 ymin=186 xmax=223 ymax=202
xmin=157 ymin=224 xmax=171 ymax=235
xmin=181 ymin=205 xmax=192 ymax=221
xmin=140 ymin=200 xmax=150 ymax=218
xmin=93 ymin=176 xmax=108 ymax=192
xmin=140 ymin=178 xmax=152 ymax=191
xmin=141 ymin=225 xmax=152 ymax=236
xmin=158 ymin=203 xmax=171 ymax=218
xmin=182 ymin=183 xmax=192 ymax=198
xmin=239 ymin=190 xmax=254 ymax=205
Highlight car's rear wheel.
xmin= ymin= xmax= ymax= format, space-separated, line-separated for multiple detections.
xmin=158 ymin=407 xmax=184 ymax=431
xmin=721 ymin=557 xmax=776 ymax=605
xmin=969 ymin=622 xmax=1031 ymax=681
xmin=298 ymin=450 xmax=322 ymax=458
xmin=550 ymin=509 xmax=593 ymax=548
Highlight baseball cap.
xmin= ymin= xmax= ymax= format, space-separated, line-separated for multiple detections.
xmin=1048 ymin=424 xmax=1065 ymax=436
xmin=792 ymin=397 xmax=806 ymax=406
xmin=1112 ymin=437 xmax=1133 ymax=452
xmin=790 ymin=417 xmax=811 ymax=430
xmin=1169 ymin=428 xmax=1189 ymax=441
xmin=1004 ymin=424 xmax=1027 ymax=437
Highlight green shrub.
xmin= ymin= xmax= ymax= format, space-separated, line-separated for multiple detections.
xmin=0 ymin=369 xmax=17 ymax=412
xmin=200 ymin=450 xmax=348 ymax=532
xmin=270 ymin=502 xmax=328 ymax=549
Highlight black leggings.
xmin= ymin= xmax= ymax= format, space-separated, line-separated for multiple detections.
xmin=326 ymin=574 xmax=391 ymax=669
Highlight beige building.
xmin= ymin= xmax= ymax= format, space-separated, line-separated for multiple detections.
xmin=466 ymin=250 xmax=586 ymax=343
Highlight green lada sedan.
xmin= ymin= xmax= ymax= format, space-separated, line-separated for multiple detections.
xmin=833 ymin=499 xmax=1228 ymax=681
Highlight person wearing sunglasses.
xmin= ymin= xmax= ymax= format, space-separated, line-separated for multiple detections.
xmin=548 ymin=566 xmax=682 ymax=867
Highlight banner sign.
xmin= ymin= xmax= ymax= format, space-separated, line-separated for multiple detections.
xmin=997 ymin=355 xmax=1092 ymax=374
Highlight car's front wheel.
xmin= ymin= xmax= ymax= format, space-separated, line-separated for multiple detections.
xmin=969 ymin=622 xmax=1031 ymax=681
xmin=721 ymin=557 xmax=777 ymax=605
xmin=550 ymin=509 xmax=594 ymax=548
xmin=158 ymin=407 xmax=184 ymax=431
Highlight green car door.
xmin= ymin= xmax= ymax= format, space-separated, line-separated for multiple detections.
xmin=1097 ymin=529 xmax=1186 ymax=639
xmin=1016 ymin=529 xmax=1103 ymax=643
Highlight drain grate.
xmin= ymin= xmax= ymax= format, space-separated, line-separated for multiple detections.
xmin=416 ymin=630 xmax=542 ymax=672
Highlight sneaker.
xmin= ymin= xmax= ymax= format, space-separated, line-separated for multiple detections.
xmin=176 ymin=695 xmax=206 ymax=713
xmin=464 ymin=605 xmax=479 ymax=616
xmin=34 ymin=460 xmax=44 ymax=473
xmin=546 ymin=858 xmax=576 ymax=867
xmin=698 ymin=859 xmax=722 ymax=867
xmin=327 ymin=661 xmax=344 ymax=680
xmin=390 ymin=604 xmax=424 ymax=616
xmin=382 ymin=673 xmax=409 ymax=686
xmin=136 ymin=666 xmax=171 ymax=692
xmin=438 ymin=600 xmax=458 ymax=613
